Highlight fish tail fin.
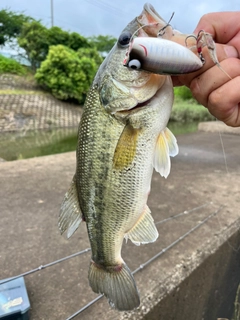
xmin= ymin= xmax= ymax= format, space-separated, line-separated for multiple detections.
xmin=88 ymin=261 xmax=140 ymax=311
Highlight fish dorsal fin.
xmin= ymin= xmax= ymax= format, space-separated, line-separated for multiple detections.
xmin=58 ymin=174 xmax=82 ymax=238
xmin=153 ymin=127 xmax=178 ymax=178
xmin=125 ymin=206 xmax=158 ymax=245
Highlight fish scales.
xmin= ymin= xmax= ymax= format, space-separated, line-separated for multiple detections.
xmin=59 ymin=3 xmax=182 ymax=311
xmin=77 ymin=87 xmax=124 ymax=265
xmin=78 ymin=86 xmax=153 ymax=265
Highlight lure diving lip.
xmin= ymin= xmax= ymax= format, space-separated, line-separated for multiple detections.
xmin=124 ymin=37 xmax=203 ymax=75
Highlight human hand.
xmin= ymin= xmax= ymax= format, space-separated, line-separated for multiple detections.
xmin=172 ymin=12 xmax=240 ymax=127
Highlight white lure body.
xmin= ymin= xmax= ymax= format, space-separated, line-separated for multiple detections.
xmin=124 ymin=37 xmax=203 ymax=75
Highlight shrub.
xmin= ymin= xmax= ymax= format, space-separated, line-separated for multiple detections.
xmin=77 ymin=47 xmax=103 ymax=68
xmin=0 ymin=55 xmax=26 ymax=75
xmin=35 ymin=45 xmax=98 ymax=103
xmin=174 ymin=86 xmax=193 ymax=100
xmin=171 ymin=99 xmax=214 ymax=122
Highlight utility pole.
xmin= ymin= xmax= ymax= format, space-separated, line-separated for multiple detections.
xmin=51 ymin=0 xmax=54 ymax=27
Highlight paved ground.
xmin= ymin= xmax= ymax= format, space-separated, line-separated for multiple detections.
xmin=0 ymin=130 xmax=240 ymax=320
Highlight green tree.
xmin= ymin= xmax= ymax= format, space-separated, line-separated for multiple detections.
xmin=77 ymin=47 xmax=103 ymax=68
xmin=174 ymin=86 xmax=194 ymax=100
xmin=47 ymin=28 xmax=92 ymax=51
xmin=18 ymin=21 xmax=49 ymax=71
xmin=35 ymin=45 xmax=98 ymax=103
xmin=0 ymin=9 xmax=33 ymax=45
xmin=18 ymin=21 xmax=94 ymax=70
xmin=88 ymin=35 xmax=116 ymax=56
xmin=68 ymin=31 xmax=92 ymax=51
xmin=47 ymin=26 xmax=69 ymax=47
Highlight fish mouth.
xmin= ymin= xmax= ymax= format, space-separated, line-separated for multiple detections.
xmin=117 ymin=4 xmax=170 ymax=117
xmin=130 ymin=97 xmax=153 ymax=110
xmin=123 ymin=4 xmax=169 ymax=67
xmin=116 ymin=91 xmax=159 ymax=116
xmin=137 ymin=3 xmax=168 ymax=37
xmin=142 ymin=3 xmax=164 ymax=23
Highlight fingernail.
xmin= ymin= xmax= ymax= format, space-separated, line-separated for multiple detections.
xmin=224 ymin=45 xmax=238 ymax=58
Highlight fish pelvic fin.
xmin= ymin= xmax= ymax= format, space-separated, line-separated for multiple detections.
xmin=58 ymin=174 xmax=82 ymax=238
xmin=125 ymin=205 xmax=158 ymax=245
xmin=88 ymin=261 xmax=140 ymax=311
xmin=153 ymin=127 xmax=179 ymax=179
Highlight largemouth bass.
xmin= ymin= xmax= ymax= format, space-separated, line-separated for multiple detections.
xmin=59 ymin=3 xmax=179 ymax=311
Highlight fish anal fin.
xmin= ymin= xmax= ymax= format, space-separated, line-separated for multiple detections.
xmin=58 ymin=174 xmax=82 ymax=238
xmin=88 ymin=261 xmax=140 ymax=311
xmin=113 ymin=125 xmax=140 ymax=170
xmin=125 ymin=206 xmax=158 ymax=245
xmin=153 ymin=127 xmax=178 ymax=179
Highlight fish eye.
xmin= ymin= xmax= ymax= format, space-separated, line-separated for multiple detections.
xmin=128 ymin=59 xmax=141 ymax=70
xmin=118 ymin=32 xmax=132 ymax=47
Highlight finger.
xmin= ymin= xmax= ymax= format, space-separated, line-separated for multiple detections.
xmin=207 ymin=76 xmax=240 ymax=127
xmin=194 ymin=12 xmax=240 ymax=47
xmin=177 ymin=43 xmax=238 ymax=87
xmin=171 ymin=77 xmax=182 ymax=87
xmin=190 ymin=58 xmax=240 ymax=107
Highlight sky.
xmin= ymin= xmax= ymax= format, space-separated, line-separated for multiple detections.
xmin=0 ymin=0 xmax=239 ymax=38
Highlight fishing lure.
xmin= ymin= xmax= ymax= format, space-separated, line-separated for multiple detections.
xmin=124 ymin=37 xmax=203 ymax=75
xmin=187 ymin=30 xmax=232 ymax=79
xmin=124 ymin=19 xmax=231 ymax=79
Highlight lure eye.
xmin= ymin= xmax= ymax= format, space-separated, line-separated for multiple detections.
xmin=118 ymin=32 xmax=132 ymax=47
xmin=128 ymin=59 xmax=141 ymax=70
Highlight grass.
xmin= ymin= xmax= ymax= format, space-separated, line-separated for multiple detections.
xmin=170 ymin=96 xmax=215 ymax=123
xmin=232 ymin=284 xmax=240 ymax=320
xmin=0 ymin=55 xmax=26 ymax=75
xmin=216 ymin=284 xmax=240 ymax=320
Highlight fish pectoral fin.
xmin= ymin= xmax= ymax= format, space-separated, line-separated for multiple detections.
xmin=164 ymin=127 xmax=179 ymax=157
xmin=113 ymin=125 xmax=140 ymax=170
xmin=125 ymin=206 xmax=158 ymax=245
xmin=153 ymin=127 xmax=179 ymax=179
xmin=58 ymin=174 xmax=82 ymax=238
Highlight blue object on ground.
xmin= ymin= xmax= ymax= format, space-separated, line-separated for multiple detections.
xmin=0 ymin=277 xmax=30 ymax=319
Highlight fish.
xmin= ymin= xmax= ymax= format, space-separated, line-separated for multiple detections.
xmin=59 ymin=3 xmax=182 ymax=311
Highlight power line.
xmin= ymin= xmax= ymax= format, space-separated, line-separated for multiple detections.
xmin=155 ymin=202 xmax=212 ymax=225
xmin=0 ymin=248 xmax=91 ymax=286
xmin=65 ymin=205 xmax=223 ymax=320
xmin=97 ymin=0 xmax=127 ymax=14
xmin=82 ymin=0 xmax=126 ymax=16
xmin=0 ymin=204 xmax=224 ymax=319
xmin=0 ymin=203 xmax=209 ymax=286
xmin=51 ymin=0 xmax=54 ymax=27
